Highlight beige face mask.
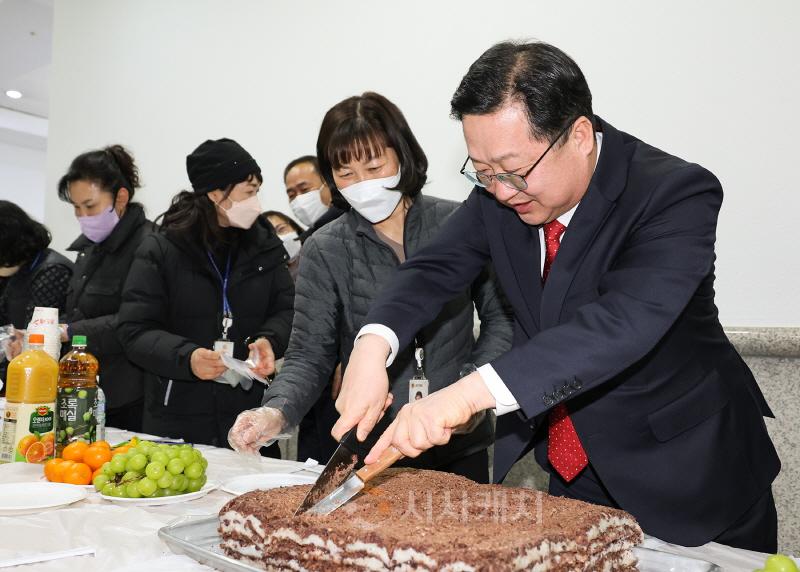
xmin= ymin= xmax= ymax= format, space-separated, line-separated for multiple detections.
xmin=0 ymin=265 xmax=21 ymax=277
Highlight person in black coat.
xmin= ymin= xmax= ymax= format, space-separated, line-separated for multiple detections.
xmin=56 ymin=145 xmax=155 ymax=431
xmin=117 ymin=138 xmax=294 ymax=456
xmin=0 ymin=201 xmax=72 ymax=386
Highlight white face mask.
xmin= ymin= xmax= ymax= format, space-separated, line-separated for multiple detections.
xmin=290 ymin=188 xmax=329 ymax=227
xmin=280 ymin=231 xmax=301 ymax=259
xmin=338 ymin=167 xmax=403 ymax=223
xmin=219 ymin=194 xmax=262 ymax=229
xmin=0 ymin=265 xmax=21 ymax=278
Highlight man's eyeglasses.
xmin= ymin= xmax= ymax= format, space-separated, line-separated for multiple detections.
xmin=459 ymin=119 xmax=575 ymax=192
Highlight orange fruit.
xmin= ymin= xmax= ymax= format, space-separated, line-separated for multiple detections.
xmin=63 ymin=462 xmax=92 ymax=485
xmin=17 ymin=435 xmax=38 ymax=456
xmin=91 ymin=466 xmax=103 ymax=480
xmin=83 ymin=446 xmax=112 ymax=471
xmin=52 ymin=459 xmax=76 ymax=482
xmin=62 ymin=441 xmax=90 ymax=462
xmin=111 ymin=445 xmax=130 ymax=457
xmin=92 ymin=440 xmax=111 ymax=450
xmin=44 ymin=458 xmax=64 ymax=482
xmin=25 ymin=441 xmax=47 ymax=463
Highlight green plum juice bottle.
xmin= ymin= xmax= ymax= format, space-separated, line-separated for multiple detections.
xmin=56 ymin=335 xmax=100 ymax=455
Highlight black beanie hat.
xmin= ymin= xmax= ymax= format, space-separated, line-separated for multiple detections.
xmin=186 ymin=138 xmax=261 ymax=194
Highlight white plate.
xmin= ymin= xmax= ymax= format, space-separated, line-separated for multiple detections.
xmin=0 ymin=482 xmax=87 ymax=515
xmin=221 ymin=473 xmax=317 ymax=496
xmin=99 ymin=481 xmax=218 ymax=506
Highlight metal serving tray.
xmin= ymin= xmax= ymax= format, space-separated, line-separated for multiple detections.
xmin=159 ymin=515 xmax=722 ymax=572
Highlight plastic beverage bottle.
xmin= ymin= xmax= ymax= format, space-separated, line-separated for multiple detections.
xmin=95 ymin=376 xmax=106 ymax=442
xmin=56 ymin=335 xmax=100 ymax=455
xmin=0 ymin=333 xmax=58 ymax=463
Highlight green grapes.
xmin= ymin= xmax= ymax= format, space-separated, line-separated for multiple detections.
xmin=94 ymin=441 xmax=208 ymax=499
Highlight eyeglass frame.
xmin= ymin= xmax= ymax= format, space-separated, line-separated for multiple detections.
xmin=459 ymin=118 xmax=576 ymax=192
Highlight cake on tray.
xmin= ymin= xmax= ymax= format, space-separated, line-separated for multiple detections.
xmin=219 ymin=468 xmax=643 ymax=571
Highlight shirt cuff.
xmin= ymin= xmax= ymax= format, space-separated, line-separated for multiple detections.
xmin=355 ymin=324 xmax=399 ymax=367
xmin=477 ymin=363 xmax=520 ymax=416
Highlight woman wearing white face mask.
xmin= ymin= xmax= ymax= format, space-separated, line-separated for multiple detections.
xmin=117 ymin=138 xmax=294 ymax=455
xmin=56 ymin=144 xmax=155 ymax=431
xmin=229 ymin=93 xmax=514 ymax=481
xmin=263 ymin=210 xmax=303 ymax=279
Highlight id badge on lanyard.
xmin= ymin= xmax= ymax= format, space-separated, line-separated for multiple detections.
xmin=409 ymin=341 xmax=429 ymax=403
xmin=208 ymin=251 xmax=235 ymax=356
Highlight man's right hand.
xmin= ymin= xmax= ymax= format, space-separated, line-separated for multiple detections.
xmin=190 ymin=348 xmax=226 ymax=380
xmin=332 ymin=334 xmax=392 ymax=442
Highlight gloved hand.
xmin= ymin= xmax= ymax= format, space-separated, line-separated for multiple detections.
xmin=228 ymin=407 xmax=288 ymax=455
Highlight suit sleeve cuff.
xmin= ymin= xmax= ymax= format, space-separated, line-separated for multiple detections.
xmin=356 ymin=324 xmax=399 ymax=367
xmin=477 ymin=363 xmax=520 ymax=415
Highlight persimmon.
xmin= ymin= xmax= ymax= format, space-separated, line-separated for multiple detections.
xmin=44 ymin=458 xmax=64 ymax=482
xmin=63 ymin=462 xmax=92 ymax=485
xmin=83 ymin=446 xmax=112 ymax=471
xmin=62 ymin=441 xmax=90 ymax=463
xmin=52 ymin=459 xmax=76 ymax=482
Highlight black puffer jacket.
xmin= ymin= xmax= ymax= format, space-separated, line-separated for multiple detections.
xmin=263 ymin=194 xmax=514 ymax=468
xmin=64 ymin=204 xmax=155 ymax=408
xmin=0 ymin=249 xmax=72 ymax=388
xmin=116 ymin=217 xmax=294 ymax=428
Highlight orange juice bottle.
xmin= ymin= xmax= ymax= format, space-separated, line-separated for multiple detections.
xmin=56 ymin=335 xmax=100 ymax=456
xmin=0 ymin=333 xmax=58 ymax=463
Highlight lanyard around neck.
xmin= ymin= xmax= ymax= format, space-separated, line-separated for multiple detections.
xmin=207 ymin=251 xmax=233 ymax=338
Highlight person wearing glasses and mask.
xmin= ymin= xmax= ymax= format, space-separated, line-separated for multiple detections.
xmin=56 ymin=145 xmax=155 ymax=431
xmin=335 ymin=42 xmax=779 ymax=553
xmin=229 ymin=92 xmax=513 ymax=481
xmin=284 ymin=155 xmax=344 ymax=243
xmin=117 ymin=138 xmax=294 ymax=456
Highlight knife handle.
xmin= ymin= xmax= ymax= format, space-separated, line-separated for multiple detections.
xmin=354 ymin=446 xmax=404 ymax=483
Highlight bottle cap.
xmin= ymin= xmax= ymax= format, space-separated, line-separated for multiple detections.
xmin=72 ymin=335 xmax=87 ymax=346
xmin=28 ymin=333 xmax=44 ymax=344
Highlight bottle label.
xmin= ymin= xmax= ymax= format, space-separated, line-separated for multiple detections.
xmin=56 ymin=386 xmax=98 ymax=450
xmin=0 ymin=402 xmax=56 ymax=463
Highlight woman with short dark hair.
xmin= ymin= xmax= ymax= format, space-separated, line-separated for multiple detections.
xmin=0 ymin=201 xmax=72 ymax=382
xmin=117 ymin=138 xmax=294 ymax=455
xmin=230 ymin=93 xmax=513 ymax=481
xmin=56 ymin=144 xmax=155 ymax=431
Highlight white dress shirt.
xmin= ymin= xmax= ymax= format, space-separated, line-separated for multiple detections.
xmin=357 ymin=132 xmax=603 ymax=415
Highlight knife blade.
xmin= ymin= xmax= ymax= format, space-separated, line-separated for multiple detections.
xmin=294 ymin=413 xmax=393 ymax=516
xmin=305 ymin=445 xmax=404 ymax=516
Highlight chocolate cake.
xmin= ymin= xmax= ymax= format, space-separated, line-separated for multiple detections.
xmin=219 ymin=468 xmax=643 ymax=571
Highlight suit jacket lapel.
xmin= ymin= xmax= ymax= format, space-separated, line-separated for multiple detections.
xmin=497 ymin=206 xmax=542 ymax=334
xmin=540 ymin=117 xmax=628 ymax=328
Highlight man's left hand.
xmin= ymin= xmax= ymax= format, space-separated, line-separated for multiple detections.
xmin=248 ymin=337 xmax=275 ymax=377
xmin=364 ymin=371 xmax=497 ymax=463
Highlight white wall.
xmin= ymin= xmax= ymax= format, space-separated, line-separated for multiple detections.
xmin=0 ymin=140 xmax=47 ymax=222
xmin=44 ymin=0 xmax=800 ymax=326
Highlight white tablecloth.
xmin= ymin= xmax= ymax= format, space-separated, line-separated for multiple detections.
xmin=0 ymin=428 xmax=785 ymax=571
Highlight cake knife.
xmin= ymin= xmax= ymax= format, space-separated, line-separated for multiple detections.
xmin=294 ymin=414 xmax=394 ymax=516
xmin=304 ymin=445 xmax=405 ymax=516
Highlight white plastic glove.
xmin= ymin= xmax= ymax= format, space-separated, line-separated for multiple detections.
xmin=228 ymin=406 xmax=289 ymax=455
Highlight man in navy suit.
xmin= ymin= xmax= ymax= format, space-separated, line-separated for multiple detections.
xmin=332 ymin=41 xmax=780 ymax=551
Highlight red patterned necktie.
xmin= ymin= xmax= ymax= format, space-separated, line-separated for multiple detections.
xmin=542 ymin=220 xmax=589 ymax=482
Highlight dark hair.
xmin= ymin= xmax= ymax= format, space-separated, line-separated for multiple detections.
xmin=283 ymin=156 xmax=320 ymax=182
xmin=157 ymin=172 xmax=262 ymax=250
xmin=316 ymin=92 xmax=428 ymax=210
xmin=0 ymin=201 xmax=52 ymax=267
xmin=57 ymin=144 xmax=141 ymax=202
xmin=262 ymin=210 xmax=304 ymax=235
xmin=451 ymin=41 xmax=593 ymax=144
